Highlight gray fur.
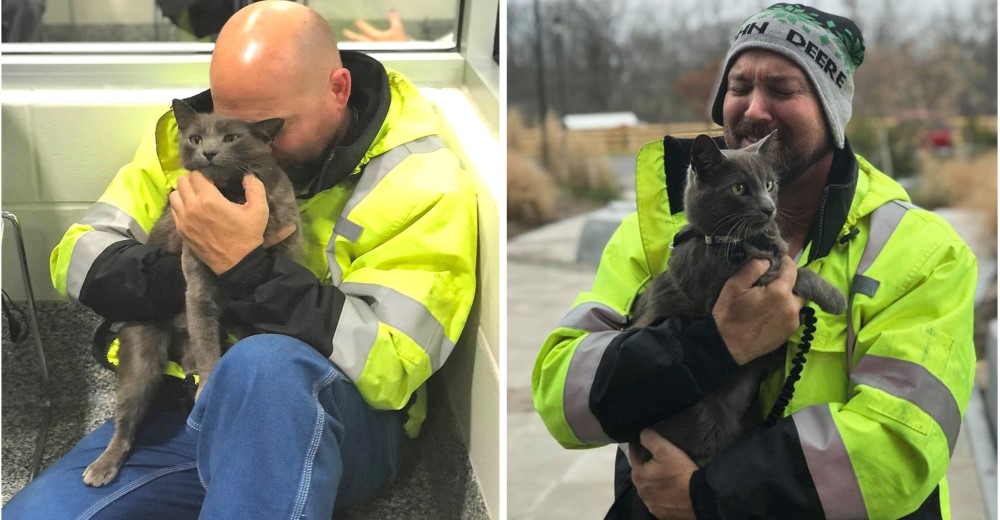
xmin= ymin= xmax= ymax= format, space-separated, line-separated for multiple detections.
xmin=630 ymin=132 xmax=845 ymax=467
xmin=82 ymin=99 xmax=302 ymax=486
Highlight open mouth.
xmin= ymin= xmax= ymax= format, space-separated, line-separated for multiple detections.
xmin=213 ymin=177 xmax=247 ymax=204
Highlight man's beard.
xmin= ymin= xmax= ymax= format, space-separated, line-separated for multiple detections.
xmin=725 ymin=120 xmax=833 ymax=186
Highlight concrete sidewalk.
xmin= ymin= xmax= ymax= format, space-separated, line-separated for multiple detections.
xmin=507 ymin=208 xmax=993 ymax=519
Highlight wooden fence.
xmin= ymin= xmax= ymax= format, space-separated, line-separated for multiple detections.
xmin=511 ymin=116 xmax=998 ymax=158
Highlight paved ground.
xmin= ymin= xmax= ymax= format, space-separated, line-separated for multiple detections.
xmin=507 ymin=204 xmax=995 ymax=519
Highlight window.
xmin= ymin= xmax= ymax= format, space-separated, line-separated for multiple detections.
xmin=2 ymin=0 xmax=460 ymax=51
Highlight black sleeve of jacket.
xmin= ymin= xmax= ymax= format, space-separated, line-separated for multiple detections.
xmin=589 ymin=317 xmax=741 ymax=442
xmin=78 ymin=240 xmax=186 ymax=321
xmin=218 ymin=246 xmax=346 ymax=357
xmin=689 ymin=418 xmax=824 ymax=519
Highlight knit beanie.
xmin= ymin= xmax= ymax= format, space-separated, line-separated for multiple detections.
xmin=710 ymin=3 xmax=866 ymax=149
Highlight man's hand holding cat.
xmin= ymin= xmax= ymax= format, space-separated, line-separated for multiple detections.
xmin=170 ymin=172 xmax=269 ymax=274
xmin=631 ymin=428 xmax=698 ymax=520
xmin=713 ymin=255 xmax=805 ymax=365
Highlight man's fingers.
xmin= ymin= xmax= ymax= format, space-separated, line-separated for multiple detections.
xmin=342 ymin=28 xmax=370 ymax=42
xmin=639 ymin=428 xmax=677 ymax=461
xmin=168 ymin=190 xmax=184 ymax=215
xmin=353 ymin=20 xmax=379 ymax=36
xmin=732 ymin=257 xmax=772 ymax=288
xmin=186 ymin=170 xmax=215 ymax=192
xmin=242 ymin=174 xmax=266 ymax=207
xmin=768 ymin=255 xmax=798 ymax=293
xmin=387 ymin=9 xmax=402 ymax=28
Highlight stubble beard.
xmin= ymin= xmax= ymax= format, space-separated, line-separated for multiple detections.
xmin=724 ymin=120 xmax=833 ymax=186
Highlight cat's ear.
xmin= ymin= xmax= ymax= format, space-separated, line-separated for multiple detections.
xmin=249 ymin=118 xmax=285 ymax=142
xmin=172 ymin=99 xmax=197 ymax=132
xmin=753 ymin=129 xmax=780 ymax=160
xmin=691 ymin=134 xmax=724 ymax=177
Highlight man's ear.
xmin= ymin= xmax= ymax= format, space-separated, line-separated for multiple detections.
xmin=330 ymin=67 xmax=351 ymax=108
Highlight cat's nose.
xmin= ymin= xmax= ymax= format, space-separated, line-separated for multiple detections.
xmin=203 ymin=151 xmax=218 ymax=162
xmin=762 ymin=207 xmax=776 ymax=219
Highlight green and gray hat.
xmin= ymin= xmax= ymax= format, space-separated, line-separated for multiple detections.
xmin=710 ymin=3 xmax=866 ymax=149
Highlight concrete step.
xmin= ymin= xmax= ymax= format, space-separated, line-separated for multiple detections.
xmin=1 ymin=301 xmax=487 ymax=518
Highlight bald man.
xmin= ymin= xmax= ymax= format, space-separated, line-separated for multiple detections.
xmin=10 ymin=2 xmax=477 ymax=518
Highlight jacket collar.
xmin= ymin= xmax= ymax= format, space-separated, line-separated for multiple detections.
xmin=183 ymin=51 xmax=391 ymax=199
xmin=804 ymin=140 xmax=858 ymax=262
xmin=656 ymin=135 xmax=858 ymax=263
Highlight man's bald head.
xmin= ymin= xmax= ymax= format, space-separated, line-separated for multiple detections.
xmin=211 ymin=1 xmax=341 ymax=99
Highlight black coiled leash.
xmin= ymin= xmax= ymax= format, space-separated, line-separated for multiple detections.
xmin=763 ymin=306 xmax=816 ymax=427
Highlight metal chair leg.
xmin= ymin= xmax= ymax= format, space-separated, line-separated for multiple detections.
xmin=2 ymin=210 xmax=51 ymax=481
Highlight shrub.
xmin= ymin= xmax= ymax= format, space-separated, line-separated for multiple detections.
xmin=507 ymin=151 xmax=557 ymax=228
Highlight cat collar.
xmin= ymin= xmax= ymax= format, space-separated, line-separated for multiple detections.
xmin=704 ymin=235 xmax=743 ymax=245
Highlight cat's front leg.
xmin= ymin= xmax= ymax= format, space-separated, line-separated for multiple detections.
xmin=182 ymin=246 xmax=223 ymax=401
xmin=793 ymin=269 xmax=847 ymax=314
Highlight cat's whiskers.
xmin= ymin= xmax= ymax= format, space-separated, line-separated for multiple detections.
xmin=708 ymin=213 xmax=744 ymax=238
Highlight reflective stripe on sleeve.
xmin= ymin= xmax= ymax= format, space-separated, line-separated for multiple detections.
xmin=563 ymin=330 xmax=618 ymax=445
xmin=792 ymin=404 xmax=868 ymax=520
xmin=80 ymin=201 xmax=150 ymax=243
xmin=339 ymin=281 xmax=453 ymax=370
xmin=329 ymin=295 xmax=381 ymax=380
xmin=850 ymin=354 xmax=962 ymax=454
xmin=66 ymin=202 xmax=151 ymax=300
xmin=557 ymin=301 xmax=625 ymax=332
xmin=65 ymin=232 xmax=130 ymax=300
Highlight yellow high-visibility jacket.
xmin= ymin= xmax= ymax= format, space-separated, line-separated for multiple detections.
xmin=533 ymin=136 xmax=976 ymax=518
xmin=50 ymin=52 xmax=478 ymax=437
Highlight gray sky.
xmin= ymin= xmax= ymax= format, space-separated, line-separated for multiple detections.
xmin=519 ymin=0 xmax=987 ymax=30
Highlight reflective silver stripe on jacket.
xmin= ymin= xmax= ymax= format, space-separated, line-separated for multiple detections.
xmin=557 ymin=301 xmax=625 ymax=332
xmin=329 ymin=281 xmax=453 ymax=376
xmin=850 ymin=354 xmax=962 ymax=454
xmin=328 ymin=295 xmax=380 ymax=380
xmin=563 ymin=330 xmax=618 ymax=445
xmin=792 ymin=404 xmax=868 ymax=520
xmin=66 ymin=202 xmax=149 ymax=300
xmin=846 ymin=200 xmax=912 ymax=366
xmin=327 ymin=136 xmax=446 ymax=285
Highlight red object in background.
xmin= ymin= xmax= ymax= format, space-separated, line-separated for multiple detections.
xmin=898 ymin=110 xmax=953 ymax=151
xmin=926 ymin=125 xmax=952 ymax=149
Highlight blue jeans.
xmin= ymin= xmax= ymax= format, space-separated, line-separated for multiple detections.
xmin=3 ymin=334 xmax=405 ymax=519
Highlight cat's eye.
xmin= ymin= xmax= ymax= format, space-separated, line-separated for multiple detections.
xmin=765 ymin=181 xmax=775 ymax=191
xmin=223 ymin=134 xmax=239 ymax=143
xmin=189 ymin=135 xmax=201 ymax=145
xmin=731 ymin=183 xmax=746 ymax=195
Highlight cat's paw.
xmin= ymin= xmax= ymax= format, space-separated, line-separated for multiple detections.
xmin=815 ymin=289 xmax=847 ymax=315
xmin=83 ymin=457 xmax=121 ymax=487
xmin=751 ymin=256 xmax=782 ymax=286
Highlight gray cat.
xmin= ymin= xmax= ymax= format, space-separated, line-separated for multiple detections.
xmin=630 ymin=132 xmax=845 ymax=467
xmin=82 ymin=99 xmax=302 ymax=486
